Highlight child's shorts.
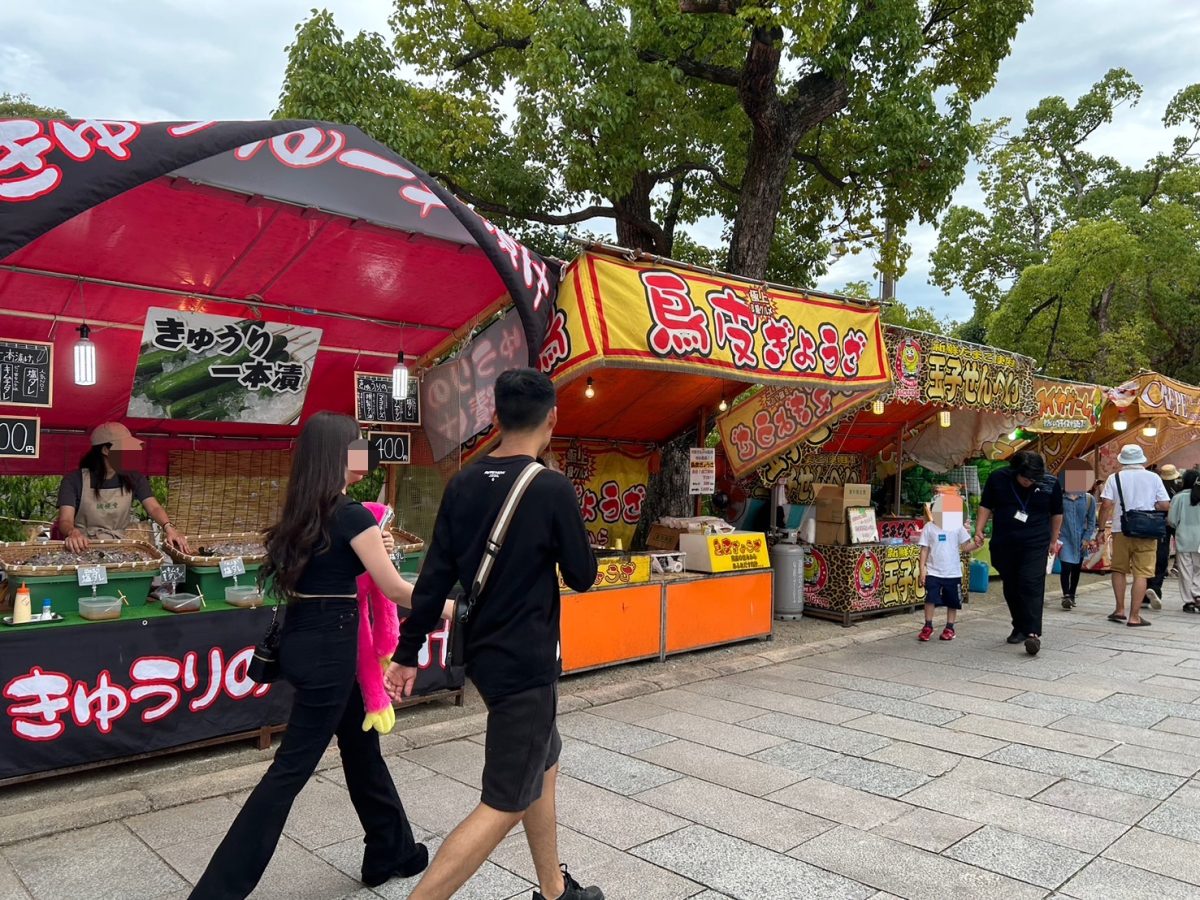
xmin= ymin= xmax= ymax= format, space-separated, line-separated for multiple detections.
xmin=925 ymin=575 xmax=962 ymax=610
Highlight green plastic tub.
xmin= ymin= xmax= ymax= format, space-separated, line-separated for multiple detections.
xmin=10 ymin=569 xmax=156 ymax=612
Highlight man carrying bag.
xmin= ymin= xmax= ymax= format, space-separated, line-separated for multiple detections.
xmin=1100 ymin=444 xmax=1172 ymax=627
xmin=386 ymin=369 xmax=601 ymax=900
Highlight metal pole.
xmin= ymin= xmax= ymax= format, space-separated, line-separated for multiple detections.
xmin=894 ymin=422 xmax=904 ymax=518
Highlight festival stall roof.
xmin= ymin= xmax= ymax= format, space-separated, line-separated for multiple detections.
xmin=975 ymin=375 xmax=1106 ymax=462
xmin=0 ymin=119 xmax=557 ymax=474
xmin=1041 ymin=372 xmax=1200 ymax=473
xmin=545 ymin=247 xmax=891 ymax=447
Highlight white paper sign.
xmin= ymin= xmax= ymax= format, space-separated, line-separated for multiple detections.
xmin=847 ymin=508 xmax=879 ymax=544
xmin=219 ymin=557 xmax=246 ymax=579
xmin=76 ymin=565 xmax=108 ymax=587
xmin=689 ymin=448 xmax=716 ymax=495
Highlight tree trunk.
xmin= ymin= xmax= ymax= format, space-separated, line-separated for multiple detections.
xmin=614 ymin=170 xmax=667 ymax=254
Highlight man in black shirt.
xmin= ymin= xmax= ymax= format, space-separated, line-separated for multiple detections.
xmin=975 ymin=451 xmax=1063 ymax=656
xmin=388 ymin=369 xmax=601 ymax=900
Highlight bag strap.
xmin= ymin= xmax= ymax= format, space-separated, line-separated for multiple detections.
xmin=469 ymin=461 xmax=543 ymax=600
xmin=1114 ymin=472 xmax=1126 ymax=511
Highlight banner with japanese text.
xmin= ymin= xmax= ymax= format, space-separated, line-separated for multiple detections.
xmin=758 ymin=450 xmax=868 ymax=502
xmin=1107 ymin=373 xmax=1200 ymax=426
xmin=1091 ymin=422 xmax=1199 ymax=479
xmin=128 ymin=308 xmax=321 ymax=424
xmin=715 ymin=385 xmax=868 ymax=479
xmin=1027 ymin=379 xmax=1103 ymax=433
xmin=542 ymin=252 xmax=889 ymax=389
xmin=880 ymin=326 xmax=1037 ymax=415
xmin=0 ymin=608 xmax=461 ymax=780
xmin=548 ymin=440 xmax=653 ymax=550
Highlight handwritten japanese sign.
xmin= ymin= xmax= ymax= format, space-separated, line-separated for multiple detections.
xmin=76 ymin=566 xmax=107 ymax=588
xmin=218 ymin=558 xmax=245 ymax=579
xmin=368 ymin=431 xmax=411 ymax=465
xmin=0 ymin=338 xmax=52 ymax=408
xmin=128 ymin=308 xmax=321 ymax=424
xmin=0 ymin=415 xmax=39 ymax=459
xmin=355 ymin=373 xmax=420 ymax=426
xmin=689 ymin=448 xmax=716 ymax=495
xmin=1027 ymin=379 xmax=1103 ymax=433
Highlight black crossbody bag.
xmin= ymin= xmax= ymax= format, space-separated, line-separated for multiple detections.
xmin=1115 ymin=472 xmax=1167 ymax=540
xmin=447 ymin=462 xmax=543 ymax=668
xmin=248 ymin=596 xmax=282 ymax=684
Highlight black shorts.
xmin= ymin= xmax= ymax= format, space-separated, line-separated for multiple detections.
xmin=925 ymin=575 xmax=962 ymax=610
xmin=480 ymin=682 xmax=562 ymax=813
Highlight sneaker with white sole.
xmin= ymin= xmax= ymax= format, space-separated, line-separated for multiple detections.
xmin=1145 ymin=588 xmax=1162 ymax=610
xmin=533 ymin=865 xmax=604 ymax=900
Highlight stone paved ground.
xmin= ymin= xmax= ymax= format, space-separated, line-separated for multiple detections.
xmin=3 ymin=575 xmax=1200 ymax=899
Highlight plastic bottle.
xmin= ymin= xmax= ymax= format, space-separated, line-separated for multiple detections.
xmin=41 ymin=598 xmax=52 ymax=621
xmin=13 ymin=582 xmax=31 ymax=625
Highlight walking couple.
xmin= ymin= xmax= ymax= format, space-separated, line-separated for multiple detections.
xmin=188 ymin=369 xmax=603 ymax=900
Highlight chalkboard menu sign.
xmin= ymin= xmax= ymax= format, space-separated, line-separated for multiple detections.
xmin=355 ymin=372 xmax=420 ymax=425
xmin=0 ymin=339 xmax=52 ymax=408
xmin=368 ymin=431 xmax=411 ymax=465
xmin=0 ymin=415 xmax=40 ymax=459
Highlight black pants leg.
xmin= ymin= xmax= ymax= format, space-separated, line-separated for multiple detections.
xmin=1148 ymin=535 xmax=1170 ymax=594
xmin=337 ymin=682 xmax=421 ymax=881
xmin=1060 ymin=561 xmax=1082 ymax=598
xmin=190 ymin=600 xmax=385 ymax=900
xmin=992 ymin=541 xmax=1046 ymax=637
xmin=991 ymin=541 xmax=1022 ymax=633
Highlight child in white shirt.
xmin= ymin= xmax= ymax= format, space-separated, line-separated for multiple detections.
xmin=918 ymin=519 xmax=981 ymax=641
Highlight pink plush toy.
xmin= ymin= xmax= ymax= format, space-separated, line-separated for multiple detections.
xmin=357 ymin=502 xmax=401 ymax=735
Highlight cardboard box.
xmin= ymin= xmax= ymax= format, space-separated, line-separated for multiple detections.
xmin=813 ymin=483 xmax=871 ymax=524
xmin=678 ymin=531 xmax=770 ymax=573
xmin=812 ymin=520 xmax=846 ymax=546
xmin=646 ymin=525 xmax=686 ymax=551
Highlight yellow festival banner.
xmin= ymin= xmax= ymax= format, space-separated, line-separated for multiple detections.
xmin=543 ymin=252 xmax=890 ymax=389
xmin=716 ymin=386 xmax=868 ymax=479
xmin=1027 ymin=378 xmax=1104 ymax=433
xmin=547 ymin=439 xmax=654 ymax=550
xmin=1107 ymin=372 xmax=1200 ymax=426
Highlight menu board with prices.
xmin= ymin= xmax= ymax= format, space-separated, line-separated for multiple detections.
xmin=355 ymin=373 xmax=421 ymax=425
xmin=0 ymin=415 xmax=39 ymax=459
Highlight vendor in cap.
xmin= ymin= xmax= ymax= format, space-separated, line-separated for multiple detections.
xmin=56 ymin=423 xmax=190 ymax=554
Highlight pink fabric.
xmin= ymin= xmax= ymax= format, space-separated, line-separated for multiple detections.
xmin=357 ymin=502 xmax=400 ymax=716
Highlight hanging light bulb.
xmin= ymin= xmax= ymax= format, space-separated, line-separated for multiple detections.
xmin=391 ymin=352 xmax=409 ymax=401
xmin=1113 ymin=417 xmax=1129 ymax=432
xmin=938 ymin=410 xmax=952 ymax=428
xmin=585 ymin=377 xmax=595 ymax=399
xmin=74 ymin=323 xmax=96 ymax=386
xmin=871 ymin=399 xmax=885 ymax=415
xmin=1143 ymin=424 xmax=1158 ymax=438
xmin=718 ymin=397 xmax=729 ymax=412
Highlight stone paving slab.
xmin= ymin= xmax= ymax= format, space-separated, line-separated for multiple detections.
xmin=947 ymin=714 xmax=1118 ymax=757
xmin=765 ymin=779 xmax=911 ymax=830
xmin=1103 ymin=826 xmax=1200 ymax=886
xmin=813 ymin=755 xmax=932 ymax=798
xmin=1059 ymin=857 xmax=1200 ymax=899
xmin=647 ymin=688 xmax=768 ymax=724
xmin=1031 ymin=779 xmax=1159 ymax=825
xmin=739 ymin=712 xmax=893 ymax=756
xmin=985 ymin=743 xmax=1187 ymax=799
xmin=843 ymin=712 xmax=1009 ymax=758
xmin=681 ymin=679 xmax=869 ymax=725
xmin=633 ymin=739 xmax=805 ymax=797
xmin=864 ymin=740 xmax=961 ymax=777
xmin=870 ymin=806 xmax=981 ymax=853
xmin=559 ymin=737 xmax=684 ymax=796
xmin=936 ymin=757 xmax=1059 ymax=799
xmin=1048 ymin=713 xmax=1200 ymax=756
xmin=944 ymin=825 xmax=1092 ymax=890
xmin=635 ymin=711 xmax=788 ymax=756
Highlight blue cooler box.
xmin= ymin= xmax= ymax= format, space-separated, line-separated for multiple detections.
xmin=969 ymin=559 xmax=990 ymax=593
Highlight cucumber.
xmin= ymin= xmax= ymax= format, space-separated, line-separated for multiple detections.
xmin=145 ymin=335 xmax=288 ymax=402
xmin=164 ymin=347 xmax=291 ymax=418
xmin=135 ymin=347 xmax=186 ymax=377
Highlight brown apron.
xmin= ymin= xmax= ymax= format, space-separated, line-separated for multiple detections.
xmin=77 ymin=470 xmax=133 ymax=541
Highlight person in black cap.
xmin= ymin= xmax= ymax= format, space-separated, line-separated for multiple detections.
xmin=974 ymin=451 xmax=1064 ymax=655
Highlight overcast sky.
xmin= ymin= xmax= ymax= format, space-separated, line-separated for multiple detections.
xmin=3 ymin=1 xmax=1198 ymax=320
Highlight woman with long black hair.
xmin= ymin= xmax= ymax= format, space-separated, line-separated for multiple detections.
xmin=190 ymin=413 xmax=430 ymax=899
xmin=1169 ymin=468 xmax=1200 ymax=613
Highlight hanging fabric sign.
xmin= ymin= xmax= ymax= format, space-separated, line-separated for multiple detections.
xmin=128 ymin=308 xmax=321 ymax=424
xmin=1027 ymin=379 xmax=1103 ymax=433
xmin=548 ymin=440 xmax=653 ymax=550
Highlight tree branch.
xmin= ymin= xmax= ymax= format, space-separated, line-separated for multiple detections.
xmin=453 ymin=35 xmax=531 ymax=69
xmin=663 ymin=176 xmax=686 ymax=250
xmin=1021 ymin=293 xmax=1060 ymax=329
xmin=653 ymin=161 xmax=741 ymax=194
xmin=637 ymin=49 xmax=740 ymax=87
xmin=794 ymin=152 xmax=850 ymax=190
xmin=679 ymin=0 xmax=741 ymax=12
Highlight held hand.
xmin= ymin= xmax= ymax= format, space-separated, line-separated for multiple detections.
xmin=381 ymin=531 xmax=395 ymax=554
xmin=65 ymin=528 xmax=89 ymax=553
xmin=384 ymin=662 xmax=418 ymax=701
xmin=165 ymin=526 xmax=190 ymax=554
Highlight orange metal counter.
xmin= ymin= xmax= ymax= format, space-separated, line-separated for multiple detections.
xmin=560 ymin=570 xmax=773 ymax=675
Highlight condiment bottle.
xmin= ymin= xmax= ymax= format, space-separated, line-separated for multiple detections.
xmin=41 ymin=598 xmax=52 ymax=620
xmin=13 ymin=582 xmax=31 ymax=625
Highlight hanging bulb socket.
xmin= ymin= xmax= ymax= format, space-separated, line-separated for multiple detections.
xmin=74 ymin=323 xmax=97 ymax=387
xmin=391 ymin=351 xmax=409 ymax=401
xmin=871 ymin=399 xmax=885 ymax=416
xmin=1142 ymin=424 xmax=1158 ymax=438
xmin=938 ymin=410 xmax=951 ymax=428
xmin=1113 ymin=417 xmax=1129 ymax=432
xmin=584 ymin=377 xmax=595 ymax=399
xmin=718 ymin=397 xmax=728 ymax=412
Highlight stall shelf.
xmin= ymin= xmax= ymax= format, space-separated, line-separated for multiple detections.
xmin=663 ymin=570 xmax=773 ymax=656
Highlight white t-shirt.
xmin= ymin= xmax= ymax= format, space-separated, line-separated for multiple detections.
xmin=1101 ymin=468 xmax=1170 ymax=533
xmin=919 ymin=522 xmax=971 ymax=579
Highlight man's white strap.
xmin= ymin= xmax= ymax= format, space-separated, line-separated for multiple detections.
xmin=471 ymin=462 xmax=543 ymax=598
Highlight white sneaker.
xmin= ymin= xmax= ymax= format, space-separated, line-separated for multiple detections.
xmin=1145 ymin=588 xmax=1162 ymax=610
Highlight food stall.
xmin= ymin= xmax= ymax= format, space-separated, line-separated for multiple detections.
xmin=0 ymin=118 xmax=560 ymax=783
xmin=451 ymin=246 xmax=891 ymax=671
xmin=734 ymin=326 xmax=1039 ymax=626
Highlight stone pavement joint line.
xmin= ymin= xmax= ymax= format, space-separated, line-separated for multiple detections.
xmin=5 ymin=579 xmax=1200 ymax=898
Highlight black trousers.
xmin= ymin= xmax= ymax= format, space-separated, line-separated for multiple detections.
xmin=189 ymin=599 xmax=419 ymax=899
xmin=991 ymin=540 xmax=1046 ymax=637
xmin=1147 ymin=533 xmax=1171 ymax=594
xmin=1060 ymin=561 xmax=1082 ymax=598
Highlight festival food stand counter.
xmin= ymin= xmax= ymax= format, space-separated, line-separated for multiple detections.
xmin=723 ymin=326 xmax=1039 ymax=625
xmin=0 ymin=117 xmax=561 ymax=783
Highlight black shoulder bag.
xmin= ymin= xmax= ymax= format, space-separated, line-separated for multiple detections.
xmin=447 ymin=462 xmax=543 ymax=669
xmin=248 ymin=596 xmax=282 ymax=684
xmin=1114 ymin=472 xmax=1167 ymax=540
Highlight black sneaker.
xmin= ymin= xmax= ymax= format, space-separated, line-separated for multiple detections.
xmin=362 ymin=843 xmax=428 ymax=888
xmin=533 ymin=864 xmax=604 ymax=900
xmin=1006 ymin=630 xmax=1024 ymax=645
xmin=1025 ymin=635 xmax=1041 ymax=656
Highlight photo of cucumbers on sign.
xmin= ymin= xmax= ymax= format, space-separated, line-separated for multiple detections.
xmin=127 ymin=308 xmax=322 ymax=424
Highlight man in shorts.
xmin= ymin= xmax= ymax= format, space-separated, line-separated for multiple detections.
xmin=1100 ymin=444 xmax=1171 ymax=627
xmin=388 ymin=369 xmax=602 ymax=900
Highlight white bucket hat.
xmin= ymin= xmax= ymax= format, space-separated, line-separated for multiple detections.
xmin=1118 ymin=444 xmax=1148 ymax=467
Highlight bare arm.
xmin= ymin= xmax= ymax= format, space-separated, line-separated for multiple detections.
xmin=918 ymin=545 xmax=929 ymax=580
xmin=1154 ymin=500 xmax=1171 ymax=512
xmin=974 ymin=506 xmax=992 ymax=544
xmin=350 ymin=527 xmax=415 ymax=608
xmin=59 ymin=505 xmax=88 ymax=552
xmin=142 ymin=497 xmax=190 ymax=553
xmin=1099 ymin=499 xmax=1114 ymax=531
xmin=1049 ymin=514 xmax=1063 ymax=549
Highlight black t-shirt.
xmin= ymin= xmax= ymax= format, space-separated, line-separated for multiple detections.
xmin=57 ymin=470 xmax=154 ymax=509
xmin=981 ymin=467 xmax=1064 ymax=546
xmin=293 ymin=496 xmax=378 ymax=595
xmin=397 ymin=455 xmax=597 ymax=700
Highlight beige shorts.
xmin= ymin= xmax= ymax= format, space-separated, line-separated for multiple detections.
xmin=1110 ymin=533 xmax=1157 ymax=578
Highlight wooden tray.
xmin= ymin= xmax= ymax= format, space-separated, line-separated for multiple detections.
xmin=0 ymin=541 xmax=164 ymax=577
xmin=163 ymin=532 xmax=267 ymax=567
